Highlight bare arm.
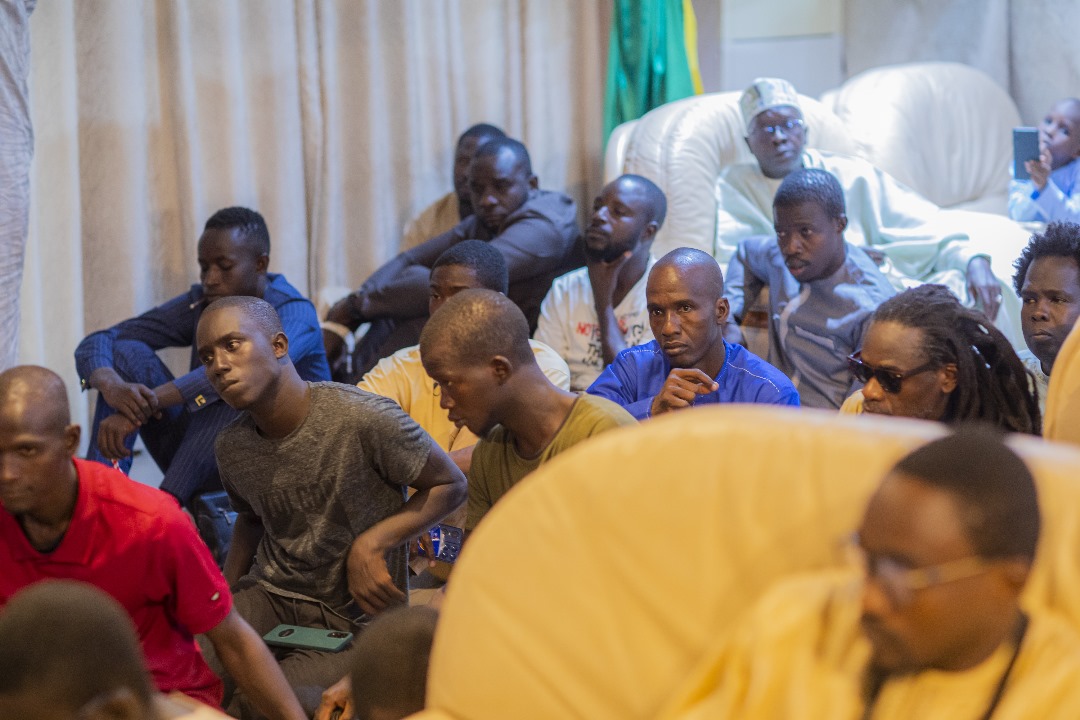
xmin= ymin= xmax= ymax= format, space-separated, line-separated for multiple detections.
xmin=222 ymin=512 xmax=263 ymax=588
xmin=204 ymin=609 xmax=306 ymax=720
xmin=346 ymin=445 xmax=466 ymax=614
xmin=588 ymin=253 xmax=633 ymax=365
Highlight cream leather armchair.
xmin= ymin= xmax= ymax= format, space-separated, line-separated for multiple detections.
xmin=411 ymin=407 xmax=1080 ymax=719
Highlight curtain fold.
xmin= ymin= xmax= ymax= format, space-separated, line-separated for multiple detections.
xmin=19 ymin=0 xmax=608 ymax=430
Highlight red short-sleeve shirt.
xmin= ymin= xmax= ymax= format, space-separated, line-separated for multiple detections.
xmin=0 ymin=459 xmax=232 ymax=707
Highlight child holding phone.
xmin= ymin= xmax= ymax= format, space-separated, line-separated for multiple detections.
xmin=1009 ymin=97 xmax=1080 ymax=223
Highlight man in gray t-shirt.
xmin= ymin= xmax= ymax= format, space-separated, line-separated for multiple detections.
xmin=196 ymin=296 xmax=465 ymax=715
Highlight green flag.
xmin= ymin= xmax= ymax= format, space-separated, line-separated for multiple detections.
xmin=604 ymin=0 xmax=699 ymax=142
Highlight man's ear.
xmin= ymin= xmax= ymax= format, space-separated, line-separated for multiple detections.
xmin=255 ymin=254 xmax=269 ymax=274
xmin=491 ymin=355 xmax=514 ymax=383
xmin=64 ymin=424 xmax=81 ymax=456
xmin=939 ymin=363 xmax=958 ymax=394
xmin=715 ymin=297 xmax=731 ymax=325
xmin=835 ymin=214 xmax=848 ymax=235
xmin=271 ymin=331 xmax=290 ymax=360
xmin=642 ymin=220 xmax=660 ymax=243
xmin=528 ymin=174 xmax=539 ymax=191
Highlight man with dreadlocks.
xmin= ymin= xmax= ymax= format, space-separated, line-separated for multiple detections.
xmin=840 ymin=285 xmax=1041 ymax=434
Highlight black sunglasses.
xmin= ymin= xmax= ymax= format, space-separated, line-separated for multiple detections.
xmin=847 ymin=352 xmax=938 ymax=394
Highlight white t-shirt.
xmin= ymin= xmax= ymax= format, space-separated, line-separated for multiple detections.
xmin=534 ymin=256 xmax=656 ymax=390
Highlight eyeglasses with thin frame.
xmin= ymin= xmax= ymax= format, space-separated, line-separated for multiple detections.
xmin=847 ymin=351 xmax=938 ymax=394
xmin=754 ymin=117 xmax=805 ymax=136
xmin=846 ymin=535 xmax=992 ymax=608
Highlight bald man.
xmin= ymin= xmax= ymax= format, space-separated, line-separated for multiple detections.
xmin=0 ymin=366 xmax=304 ymax=719
xmin=420 ymin=289 xmax=635 ymax=533
xmin=587 ymin=248 xmax=800 ymax=419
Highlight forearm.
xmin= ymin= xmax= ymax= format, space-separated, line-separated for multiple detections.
xmin=594 ymin=303 xmax=627 ymax=366
xmin=222 ymin=514 xmax=263 ymax=587
xmin=210 ymin=613 xmax=306 ymax=720
xmin=448 ymin=445 xmax=474 ymax=475
xmin=88 ymin=366 xmax=123 ymax=392
xmin=356 ymin=482 xmax=466 ymax=554
xmin=151 ymin=381 xmax=183 ymax=409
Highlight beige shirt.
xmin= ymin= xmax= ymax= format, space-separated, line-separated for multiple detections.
xmin=401 ymin=191 xmax=461 ymax=251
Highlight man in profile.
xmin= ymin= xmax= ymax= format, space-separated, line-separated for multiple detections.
xmin=662 ymin=428 xmax=1080 ymax=718
xmin=420 ymin=289 xmax=635 ymax=533
xmin=587 ymin=247 xmax=799 ymax=418
xmin=400 ymin=123 xmax=506 ymax=250
xmin=536 ymin=174 xmax=666 ymax=391
xmin=0 ymin=366 xmax=304 ymax=719
xmin=323 ymin=137 xmax=580 ymax=378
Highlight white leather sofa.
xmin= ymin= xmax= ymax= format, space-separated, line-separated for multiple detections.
xmin=606 ymin=61 xmax=1028 ymax=260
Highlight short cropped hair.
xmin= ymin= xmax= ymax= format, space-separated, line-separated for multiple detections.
xmin=420 ymin=288 xmax=534 ymax=368
xmin=349 ymin=606 xmax=438 ymax=720
xmin=204 ymin=206 xmax=271 ymax=256
xmin=473 ymin=137 xmax=532 ymax=177
xmin=892 ymin=427 xmax=1040 ymax=561
xmin=1012 ymin=221 xmax=1080 ymax=296
xmin=204 ymin=295 xmax=284 ymax=339
xmin=0 ymin=580 xmax=154 ymax=710
xmin=459 ymin=123 xmax=506 ymax=144
xmin=774 ymin=168 xmax=846 ymax=219
xmin=431 ymin=240 xmax=509 ymax=294
xmin=621 ymin=173 xmax=668 ymax=227
xmin=870 ymin=285 xmax=1040 ymax=434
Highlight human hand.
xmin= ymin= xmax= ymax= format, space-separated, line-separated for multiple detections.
xmin=314 ymin=675 xmax=354 ymax=720
xmin=649 ymin=368 xmax=720 ymax=416
xmin=587 ymin=251 xmax=633 ymax=308
xmin=97 ymin=414 xmax=138 ymax=460
xmin=966 ymin=257 xmax=1001 ymax=320
xmin=346 ymin=534 xmax=407 ymax=615
xmin=1025 ymin=147 xmax=1051 ymax=191
xmin=97 ymin=378 xmax=159 ymax=425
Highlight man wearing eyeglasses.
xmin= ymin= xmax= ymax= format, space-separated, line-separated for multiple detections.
xmin=714 ymin=78 xmax=1011 ymax=335
xmin=659 ymin=428 xmax=1080 ymax=719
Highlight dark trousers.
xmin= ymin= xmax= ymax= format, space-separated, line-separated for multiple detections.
xmin=205 ymin=582 xmax=361 ymax=718
xmin=86 ymin=339 xmax=239 ymax=505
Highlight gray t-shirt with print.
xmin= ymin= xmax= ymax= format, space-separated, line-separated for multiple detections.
xmin=216 ymin=382 xmax=432 ymax=617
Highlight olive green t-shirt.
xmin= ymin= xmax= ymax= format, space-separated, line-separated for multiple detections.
xmin=465 ymin=394 xmax=635 ymax=530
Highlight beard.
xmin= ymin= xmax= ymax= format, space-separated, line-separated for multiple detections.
xmin=585 ymin=243 xmax=628 ymax=264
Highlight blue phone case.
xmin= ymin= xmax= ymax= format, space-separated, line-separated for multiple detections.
xmin=1014 ymin=127 xmax=1039 ymax=180
xmin=421 ymin=524 xmax=465 ymax=564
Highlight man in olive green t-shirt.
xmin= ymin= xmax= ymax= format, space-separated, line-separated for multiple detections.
xmin=420 ymin=289 xmax=636 ymax=533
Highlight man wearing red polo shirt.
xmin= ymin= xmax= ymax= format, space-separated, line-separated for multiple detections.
xmin=0 ymin=365 xmax=304 ymax=720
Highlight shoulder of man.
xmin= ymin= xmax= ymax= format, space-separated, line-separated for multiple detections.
xmin=262 ymin=272 xmax=316 ymax=307
xmin=504 ymin=189 xmax=578 ymax=228
xmin=570 ymin=393 xmax=638 ymax=430
xmin=74 ymin=458 xmax=191 ymax=531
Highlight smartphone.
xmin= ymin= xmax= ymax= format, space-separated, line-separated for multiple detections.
xmin=1013 ymin=127 xmax=1039 ymax=180
xmin=262 ymin=625 xmax=354 ymax=652
xmin=419 ymin=524 xmax=465 ymax=564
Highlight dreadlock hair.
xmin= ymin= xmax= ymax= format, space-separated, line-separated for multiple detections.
xmin=870 ymin=284 xmax=1041 ymax=435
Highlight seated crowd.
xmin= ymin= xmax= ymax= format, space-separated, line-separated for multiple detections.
xmin=3 ymin=74 xmax=1080 ymax=720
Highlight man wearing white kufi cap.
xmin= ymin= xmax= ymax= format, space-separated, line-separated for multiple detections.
xmin=717 ymin=77 xmax=1024 ymax=348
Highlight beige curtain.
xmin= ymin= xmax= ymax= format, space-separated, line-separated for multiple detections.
xmin=20 ymin=0 xmax=607 ymax=428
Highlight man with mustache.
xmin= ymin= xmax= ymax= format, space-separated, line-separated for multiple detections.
xmin=587 ymin=247 xmax=799 ymax=419
xmin=535 ymin=174 xmax=666 ymax=391
xmin=660 ymin=428 xmax=1080 ymax=719
xmin=725 ymin=168 xmax=895 ymax=409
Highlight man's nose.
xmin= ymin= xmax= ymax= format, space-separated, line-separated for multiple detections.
xmin=661 ymin=313 xmax=679 ymax=336
xmin=1031 ymin=298 xmax=1051 ymax=320
xmin=861 ymin=575 xmax=892 ymax=619
xmin=479 ymin=192 xmax=498 ymax=208
xmin=438 ymin=391 xmax=453 ymax=411
xmin=862 ymin=376 xmax=885 ymax=401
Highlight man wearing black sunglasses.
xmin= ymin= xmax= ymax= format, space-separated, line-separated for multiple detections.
xmin=840 ymin=285 xmax=1040 ymax=435
xmin=663 ymin=428 xmax=1080 ymax=718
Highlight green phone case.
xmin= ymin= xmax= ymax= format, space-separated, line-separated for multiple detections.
xmin=263 ymin=624 xmax=354 ymax=652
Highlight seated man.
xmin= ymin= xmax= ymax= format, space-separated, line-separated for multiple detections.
xmin=1011 ymin=221 xmax=1080 ymax=412
xmin=587 ymin=248 xmax=800 ymax=419
xmin=662 ymin=428 xmax=1080 ymax=719
xmin=323 ymin=137 xmax=581 ymax=379
xmin=535 ymin=174 xmax=666 ymax=390
xmin=841 ymin=285 xmax=1040 ymax=434
xmin=360 ymin=240 xmax=569 ymax=474
xmin=0 ymin=366 xmax=304 ymax=719
xmin=75 ymin=206 xmax=329 ymax=507
xmin=1009 ymin=98 xmax=1080 ymax=224
xmin=726 ymin=168 xmax=896 ymax=409
xmin=197 ymin=296 xmax=465 ymax=715
xmin=715 ymin=77 xmax=1004 ymax=323
xmin=0 ymin=580 xmax=233 ymax=720
xmin=419 ymin=289 xmax=635 ymax=533
xmin=400 ymin=123 xmax=506 ymax=251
